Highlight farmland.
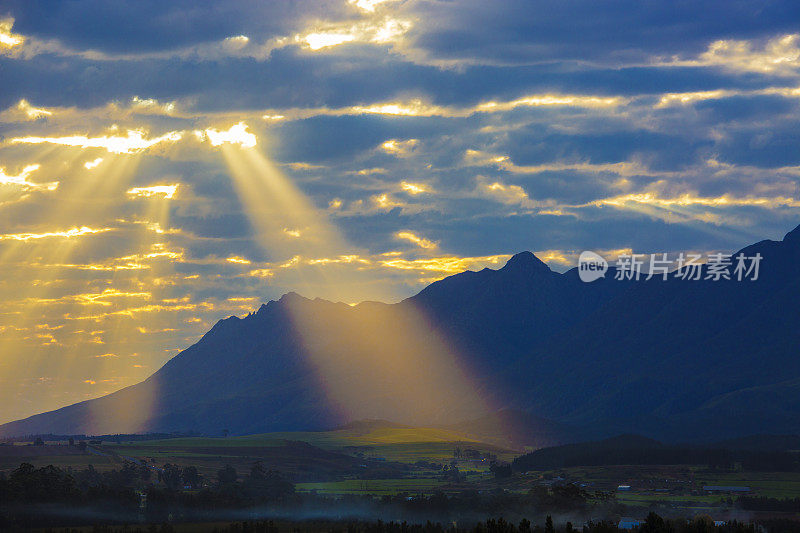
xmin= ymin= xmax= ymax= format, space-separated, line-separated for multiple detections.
xmin=4 ymin=426 xmax=800 ymax=517
xmin=0 ymin=422 xmax=511 ymax=484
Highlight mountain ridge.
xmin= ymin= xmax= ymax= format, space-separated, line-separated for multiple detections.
xmin=2 ymin=223 xmax=800 ymax=444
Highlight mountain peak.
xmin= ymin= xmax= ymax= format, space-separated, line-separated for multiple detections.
xmin=784 ymin=223 xmax=800 ymax=245
xmin=278 ymin=291 xmax=307 ymax=304
xmin=501 ymin=251 xmax=551 ymax=273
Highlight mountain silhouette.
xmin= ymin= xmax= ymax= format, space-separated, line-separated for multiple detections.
xmin=1 ymin=223 xmax=799 ymax=444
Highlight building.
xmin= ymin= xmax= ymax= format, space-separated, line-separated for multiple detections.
xmin=703 ymin=485 xmax=750 ymax=493
xmin=618 ymin=518 xmax=642 ymax=530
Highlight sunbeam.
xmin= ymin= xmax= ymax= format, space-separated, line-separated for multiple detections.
xmin=0 ymin=150 xmax=151 ymax=422
xmin=215 ymin=132 xmax=498 ymax=431
xmin=218 ymin=142 xmax=381 ymax=302
xmin=219 ymin=144 xmax=347 ymax=256
xmin=283 ymin=295 xmax=494 ymax=426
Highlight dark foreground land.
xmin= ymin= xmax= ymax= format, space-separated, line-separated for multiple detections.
xmin=2 ymin=427 xmax=800 ymax=531
xmin=4 ymin=515 xmax=782 ymax=533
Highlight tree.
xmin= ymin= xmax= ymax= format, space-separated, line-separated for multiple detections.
xmin=691 ymin=514 xmax=715 ymax=532
xmin=7 ymin=463 xmax=77 ymax=502
xmin=640 ymin=512 xmax=666 ymax=533
xmin=182 ymin=465 xmax=201 ymax=489
xmin=217 ymin=464 xmax=238 ymax=485
xmin=245 ymin=462 xmax=295 ymax=500
xmin=441 ymin=463 xmax=464 ymax=483
xmin=545 ymin=515 xmax=554 ymax=533
xmin=490 ymin=461 xmax=512 ymax=479
xmin=160 ymin=463 xmax=182 ymax=490
xmin=550 ymin=483 xmax=588 ymax=510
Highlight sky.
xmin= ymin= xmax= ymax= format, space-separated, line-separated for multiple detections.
xmin=1 ymin=0 xmax=799 ymax=424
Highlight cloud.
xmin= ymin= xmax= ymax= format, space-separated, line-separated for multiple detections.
xmin=656 ymin=86 xmax=800 ymax=107
xmin=348 ymin=0 xmax=396 ymax=13
xmin=250 ymin=93 xmax=630 ymax=123
xmin=0 ymin=98 xmax=52 ymax=120
xmin=84 ymin=157 xmax=103 ymax=170
xmin=394 ymin=230 xmax=438 ymax=250
xmin=676 ymin=33 xmax=800 ymax=75
xmin=464 ymin=150 xmax=674 ymax=179
xmin=298 ymin=16 xmax=412 ymax=51
xmin=381 ymin=138 xmax=419 ymax=156
xmin=476 ymin=179 xmax=549 ymax=211
xmin=0 ymin=226 xmax=113 ymax=241
xmin=371 ymin=192 xmax=406 ymax=211
xmin=130 ymin=96 xmax=176 ymax=115
xmin=0 ymin=164 xmax=58 ymax=192
xmin=476 ymin=94 xmax=626 ymax=112
xmin=126 ymin=185 xmax=179 ymax=200
xmin=10 ymin=129 xmax=183 ymax=154
xmin=377 ymin=254 xmax=511 ymax=282
xmin=1 ymin=2 xmax=348 ymax=55
xmin=584 ymin=192 xmax=800 ymax=210
xmin=400 ymin=181 xmax=432 ymax=195
xmin=2 ymin=2 xmax=410 ymax=62
xmin=226 ymin=255 xmax=251 ymax=265
xmin=0 ymin=18 xmax=23 ymax=53
xmin=197 ymin=122 xmax=257 ymax=148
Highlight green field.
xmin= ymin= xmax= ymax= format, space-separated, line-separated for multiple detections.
xmin=696 ymin=471 xmax=800 ymax=499
xmin=0 ymin=425 xmax=499 ymax=484
xmin=0 ymin=444 xmax=118 ymax=471
xmin=125 ymin=426 xmax=495 ymax=459
xmin=105 ymin=425 xmax=514 ymax=470
xmin=511 ymin=464 xmax=800 ymax=507
xmin=120 ymin=425 xmax=477 ymax=448
xmin=297 ymin=477 xmax=447 ymax=495
xmin=0 ymin=451 xmax=118 ymax=471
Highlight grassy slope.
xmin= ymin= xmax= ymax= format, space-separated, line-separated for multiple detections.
xmin=134 ymin=426 xmax=479 ymax=447
xmin=116 ymin=426 xmax=513 ymax=463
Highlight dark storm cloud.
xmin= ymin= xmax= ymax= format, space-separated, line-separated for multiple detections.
xmin=271 ymin=114 xmax=470 ymax=163
xmin=1 ymin=0 xmax=349 ymax=53
xmin=1 ymin=49 xmax=791 ymax=115
xmin=716 ymin=124 xmax=800 ymax=168
xmin=5 ymin=0 xmax=799 ymax=66
xmin=409 ymin=0 xmax=800 ymax=64
xmin=503 ymin=127 xmax=714 ymax=171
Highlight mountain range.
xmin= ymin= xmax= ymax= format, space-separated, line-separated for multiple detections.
xmin=2 ymin=223 xmax=800 ymax=446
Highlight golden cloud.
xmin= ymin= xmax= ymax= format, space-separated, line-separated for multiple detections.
xmin=0 ymin=226 xmax=113 ymax=242
xmin=0 ymin=164 xmax=58 ymax=192
xmin=11 ymin=129 xmax=183 ymax=154
xmin=394 ymin=230 xmax=438 ymax=250
xmin=126 ymin=185 xmax=179 ymax=200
